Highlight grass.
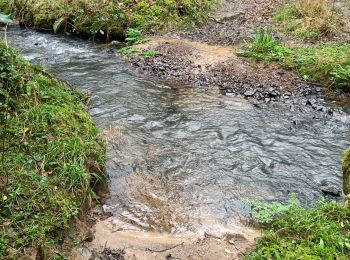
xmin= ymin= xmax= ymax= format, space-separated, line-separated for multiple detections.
xmin=142 ymin=49 xmax=160 ymax=59
xmin=0 ymin=0 xmax=220 ymax=40
xmin=246 ymin=194 xmax=350 ymax=259
xmin=344 ymin=149 xmax=350 ymax=196
xmin=239 ymin=29 xmax=350 ymax=90
xmin=0 ymin=43 xmax=105 ymax=258
xmin=273 ymin=0 xmax=343 ymax=40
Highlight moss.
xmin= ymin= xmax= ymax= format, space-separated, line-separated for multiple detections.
xmin=0 ymin=43 xmax=105 ymax=258
xmin=2 ymin=0 xmax=220 ymax=40
xmin=343 ymin=149 xmax=350 ymax=196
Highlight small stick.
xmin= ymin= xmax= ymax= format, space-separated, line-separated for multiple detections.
xmin=145 ymin=242 xmax=184 ymax=253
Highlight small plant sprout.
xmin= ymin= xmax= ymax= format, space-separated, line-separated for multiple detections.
xmin=142 ymin=50 xmax=160 ymax=59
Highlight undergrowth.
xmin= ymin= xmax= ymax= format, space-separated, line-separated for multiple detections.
xmin=240 ymin=29 xmax=350 ymax=90
xmin=247 ymin=195 xmax=350 ymax=259
xmin=273 ymin=0 xmax=343 ymax=40
xmin=0 ymin=0 xmax=220 ymax=40
xmin=0 ymin=43 xmax=105 ymax=258
xmin=344 ymin=149 xmax=350 ymax=196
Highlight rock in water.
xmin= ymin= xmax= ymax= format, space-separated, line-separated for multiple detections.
xmin=244 ymin=89 xmax=256 ymax=97
xmin=319 ymin=180 xmax=342 ymax=196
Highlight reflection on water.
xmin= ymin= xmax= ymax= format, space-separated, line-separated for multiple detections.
xmin=7 ymin=28 xmax=350 ymax=236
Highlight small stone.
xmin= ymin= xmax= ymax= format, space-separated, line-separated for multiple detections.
xmin=306 ymin=99 xmax=317 ymax=106
xmin=316 ymin=106 xmax=324 ymax=111
xmin=268 ymin=87 xmax=279 ymax=97
xmin=244 ymin=89 xmax=256 ymax=97
xmin=320 ymin=181 xmax=342 ymax=196
xmin=78 ymin=247 xmax=92 ymax=259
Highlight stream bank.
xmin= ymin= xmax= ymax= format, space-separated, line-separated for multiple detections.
xmin=2 ymin=0 xmax=350 ymax=259
xmin=0 ymin=42 xmax=105 ymax=259
xmin=5 ymin=27 xmax=350 ymax=259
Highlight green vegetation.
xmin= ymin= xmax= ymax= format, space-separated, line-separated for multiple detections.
xmin=119 ymin=47 xmax=140 ymax=57
xmin=273 ymin=0 xmax=343 ymax=40
xmin=0 ymin=43 xmax=105 ymax=258
xmin=1 ymin=0 xmax=219 ymax=39
xmin=125 ymin=28 xmax=146 ymax=45
xmin=142 ymin=49 xmax=160 ymax=59
xmin=247 ymin=196 xmax=350 ymax=259
xmin=240 ymin=29 xmax=350 ymax=90
xmin=344 ymin=149 xmax=350 ymax=196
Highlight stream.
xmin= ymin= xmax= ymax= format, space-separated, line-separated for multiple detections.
xmin=7 ymin=28 xmax=350 ymax=237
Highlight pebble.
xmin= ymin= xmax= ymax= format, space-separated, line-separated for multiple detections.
xmin=244 ymin=89 xmax=256 ymax=97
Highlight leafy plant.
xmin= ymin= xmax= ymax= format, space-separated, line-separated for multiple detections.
xmin=244 ymin=193 xmax=300 ymax=224
xmin=53 ymin=17 xmax=67 ymax=33
xmin=142 ymin=49 xmax=160 ymax=59
xmin=239 ymin=28 xmax=287 ymax=61
xmin=0 ymin=13 xmax=13 ymax=24
xmin=118 ymin=47 xmax=139 ymax=57
xmin=125 ymin=28 xmax=146 ymax=45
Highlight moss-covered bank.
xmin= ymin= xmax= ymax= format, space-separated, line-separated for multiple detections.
xmin=344 ymin=148 xmax=350 ymax=196
xmin=0 ymin=43 xmax=105 ymax=258
xmin=1 ymin=0 xmax=219 ymax=40
xmin=248 ymin=199 xmax=350 ymax=259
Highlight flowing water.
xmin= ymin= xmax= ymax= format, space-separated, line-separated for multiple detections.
xmin=7 ymin=28 xmax=350 ymax=237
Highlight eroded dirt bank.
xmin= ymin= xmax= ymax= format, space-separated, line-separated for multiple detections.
xmin=72 ymin=212 xmax=260 ymax=260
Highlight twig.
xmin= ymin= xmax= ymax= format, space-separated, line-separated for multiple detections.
xmin=208 ymin=16 xmax=225 ymax=24
xmin=145 ymin=242 xmax=184 ymax=253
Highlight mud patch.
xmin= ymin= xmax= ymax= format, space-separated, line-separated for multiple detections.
xmin=80 ymin=217 xmax=260 ymax=260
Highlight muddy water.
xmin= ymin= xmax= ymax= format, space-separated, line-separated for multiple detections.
xmin=7 ymin=28 xmax=350 ymax=237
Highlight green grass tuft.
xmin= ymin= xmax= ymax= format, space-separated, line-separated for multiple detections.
xmin=343 ymin=149 xmax=350 ymax=196
xmin=273 ymin=0 xmax=343 ymax=40
xmin=247 ymin=197 xmax=350 ymax=259
xmin=0 ymin=43 xmax=105 ymax=258
xmin=142 ymin=49 xmax=160 ymax=59
xmin=239 ymin=29 xmax=350 ymax=90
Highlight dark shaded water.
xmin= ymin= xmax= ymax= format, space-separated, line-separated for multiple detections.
xmin=7 ymin=28 xmax=350 ymax=236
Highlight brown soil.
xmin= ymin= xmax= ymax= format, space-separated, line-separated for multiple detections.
xmin=73 ymin=216 xmax=260 ymax=260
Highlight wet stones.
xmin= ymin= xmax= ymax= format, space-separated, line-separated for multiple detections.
xmin=127 ymin=43 xmax=342 ymax=118
xmin=268 ymin=87 xmax=279 ymax=97
xmin=244 ymin=89 xmax=256 ymax=97
xmin=320 ymin=180 xmax=342 ymax=197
